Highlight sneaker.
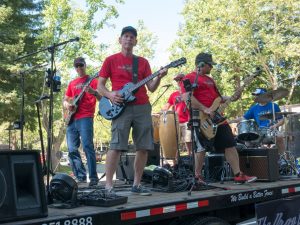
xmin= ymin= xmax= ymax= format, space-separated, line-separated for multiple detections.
xmin=75 ymin=178 xmax=87 ymax=184
xmin=131 ymin=185 xmax=152 ymax=196
xmin=105 ymin=187 xmax=116 ymax=197
xmin=88 ymin=179 xmax=99 ymax=187
xmin=234 ymin=172 xmax=257 ymax=184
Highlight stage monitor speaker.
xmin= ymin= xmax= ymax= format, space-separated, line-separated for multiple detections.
xmin=116 ymin=143 xmax=160 ymax=181
xmin=238 ymin=148 xmax=279 ymax=181
xmin=0 ymin=150 xmax=48 ymax=223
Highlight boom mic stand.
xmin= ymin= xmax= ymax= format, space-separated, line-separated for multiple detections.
xmin=14 ymin=37 xmax=79 ymax=203
xmin=184 ymin=65 xmax=202 ymax=196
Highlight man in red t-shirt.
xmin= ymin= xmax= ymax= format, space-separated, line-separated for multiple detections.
xmin=181 ymin=53 xmax=257 ymax=184
xmin=162 ymin=73 xmax=192 ymax=156
xmin=97 ymin=26 xmax=168 ymax=194
xmin=63 ymin=57 xmax=101 ymax=187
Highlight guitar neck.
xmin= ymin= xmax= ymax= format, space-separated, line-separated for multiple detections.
xmin=74 ymin=72 xmax=99 ymax=104
xmin=128 ymin=70 xmax=162 ymax=93
xmin=218 ymin=69 xmax=261 ymax=113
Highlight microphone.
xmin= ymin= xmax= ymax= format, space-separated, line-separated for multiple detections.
xmin=70 ymin=37 xmax=80 ymax=42
xmin=161 ymin=84 xmax=172 ymax=88
xmin=197 ymin=62 xmax=205 ymax=68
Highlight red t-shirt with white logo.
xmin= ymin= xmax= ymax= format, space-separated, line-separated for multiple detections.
xmin=167 ymin=90 xmax=190 ymax=123
xmin=65 ymin=75 xmax=98 ymax=120
xmin=181 ymin=72 xmax=220 ymax=107
xmin=99 ymin=52 xmax=152 ymax=105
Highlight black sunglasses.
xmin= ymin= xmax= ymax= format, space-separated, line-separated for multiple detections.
xmin=75 ymin=63 xmax=85 ymax=68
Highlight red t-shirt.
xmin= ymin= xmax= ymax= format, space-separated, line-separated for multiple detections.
xmin=167 ymin=90 xmax=190 ymax=123
xmin=65 ymin=75 xmax=98 ymax=120
xmin=181 ymin=72 xmax=220 ymax=107
xmin=99 ymin=52 xmax=152 ymax=105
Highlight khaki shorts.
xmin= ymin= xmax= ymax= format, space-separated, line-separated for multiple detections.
xmin=110 ymin=104 xmax=154 ymax=151
xmin=179 ymin=122 xmax=192 ymax=143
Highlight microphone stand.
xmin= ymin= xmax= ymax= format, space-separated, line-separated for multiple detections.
xmin=11 ymin=64 xmax=48 ymax=150
xmin=35 ymin=96 xmax=50 ymax=176
xmin=186 ymin=66 xmax=201 ymax=196
xmin=151 ymin=85 xmax=171 ymax=107
xmin=20 ymin=71 xmax=25 ymax=150
xmin=14 ymin=38 xmax=79 ymax=203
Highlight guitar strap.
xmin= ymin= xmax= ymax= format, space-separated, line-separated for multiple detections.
xmin=132 ymin=55 xmax=139 ymax=84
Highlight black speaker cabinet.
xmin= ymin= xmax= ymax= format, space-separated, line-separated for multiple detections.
xmin=0 ymin=150 xmax=48 ymax=223
xmin=204 ymin=154 xmax=225 ymax=181
xmin=116 ymin=143 xmax=160 ymax=181
xmin=239 ymin=148 xmax=279 ymax=181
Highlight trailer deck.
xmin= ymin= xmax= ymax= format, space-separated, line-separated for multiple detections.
xmin=2 ymin=178 xmax=300 ymax=225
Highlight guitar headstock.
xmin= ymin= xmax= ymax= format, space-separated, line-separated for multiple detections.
xmin=167 ymin=57 xmax=187 ymax=68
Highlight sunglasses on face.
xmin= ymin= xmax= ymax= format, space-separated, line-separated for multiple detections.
xmin=206 ymin=63 xmax=213 ymax=68
xmin=75 ymin=63 xmax=85 ymax=68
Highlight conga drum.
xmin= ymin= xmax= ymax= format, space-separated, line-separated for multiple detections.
xmin=159 ymin=111 xmax=179 ymax=159
xmin=152 ymin=113 xmax=160 ymax=143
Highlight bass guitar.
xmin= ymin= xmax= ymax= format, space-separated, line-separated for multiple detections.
xmin=99 ymin=57 xmax=187 ymax=120
xmin=64 ymin=72 xmax=99 ymax=126
xmin=199 ymin=67 xmax=261 ymax=140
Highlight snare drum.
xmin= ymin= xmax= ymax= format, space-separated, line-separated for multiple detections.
xmin=237 ymin=120 xmax=259 ymax=141
xmin=159 ymin=111 xmax=179 ymax=159
xmin=152 ymin=113 xmax=160 ymax=143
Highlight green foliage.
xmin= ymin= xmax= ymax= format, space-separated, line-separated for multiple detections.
xmin=0 ymin=0 xmax=44 ymax=130
xmin=170 ymin=0 xmax=300 ymax=118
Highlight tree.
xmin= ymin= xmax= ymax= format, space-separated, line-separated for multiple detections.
xmin=170 ymin=0 xmax=300 ymax=118
xmin=0 ymin=0 xmax=45 ymax=149
xmin=34 ymin=0 xmax=122 ymax=169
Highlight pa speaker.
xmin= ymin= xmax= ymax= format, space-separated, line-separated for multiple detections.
xmin=239 ymin=148 xmax=279 ymax=181
xmin=0 ymin=150 xmax=48 ymax=223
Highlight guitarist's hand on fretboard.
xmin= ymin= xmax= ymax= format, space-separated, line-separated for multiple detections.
xmin=157 ymin=67 xmax=168 ymax=79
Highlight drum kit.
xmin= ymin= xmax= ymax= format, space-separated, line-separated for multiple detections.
xmin=236 ymin=88 xmax=293 ymax=147
xmin=235 ymin=87 xmax=300 ymax=176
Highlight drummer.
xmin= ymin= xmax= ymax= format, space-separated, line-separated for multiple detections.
xmin=234 ymin=88 xmax=285 ymax=154
xmin=162 ymin=73 xmax=192 ymax=156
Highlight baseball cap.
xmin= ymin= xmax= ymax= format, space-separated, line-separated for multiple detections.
xmin=195 ymin=53 xmax=216 ymax=66
xmin=121 ymin=26 xmax=137 ymax=37
xmin=73 ymin=57 xmax=86 ymax=67
xmin=252 ymin=88 xmax=267 ymax=95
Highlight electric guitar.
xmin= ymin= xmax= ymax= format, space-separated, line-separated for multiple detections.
xmin=199 ymin=68 xmax=261 ymax=140
xmin=64 ymin=72 xmax=99 ymax=126
xmin=99 ymin=57 xmax=187 ymax=120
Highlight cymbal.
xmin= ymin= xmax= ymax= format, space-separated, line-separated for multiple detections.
xmin=259 ymin=112 xmax=295 ymax=120
xmin=255 ymin=87 xmax=289 ymax=103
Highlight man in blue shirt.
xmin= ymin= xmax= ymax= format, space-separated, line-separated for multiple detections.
xmin=241 ymin=88 xmax=285 ymax=154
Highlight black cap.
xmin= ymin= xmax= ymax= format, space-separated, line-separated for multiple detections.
xmin=195 ymin=53 xmax=216 ymax=66
xmin=73 ymin=57 xmax=86 ymax=67
xmin=121 ymin=26 xmax=137 ymax=37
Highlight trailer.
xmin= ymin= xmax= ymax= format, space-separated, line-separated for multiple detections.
xmin=2 ymin=178 xmax=300 ymax=225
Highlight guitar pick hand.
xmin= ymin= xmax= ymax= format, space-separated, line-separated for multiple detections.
xmin=108 ymin=91 xmax=124 ymax=104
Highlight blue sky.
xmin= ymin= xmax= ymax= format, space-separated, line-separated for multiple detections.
xmin=78 ymin=0 xmax=185 ymax=65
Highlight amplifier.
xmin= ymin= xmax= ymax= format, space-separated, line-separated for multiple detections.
xmin=116 ymin=143 xmax=160 ymax=181
xmin=238 ymin=148 xmax=279 ymax=181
